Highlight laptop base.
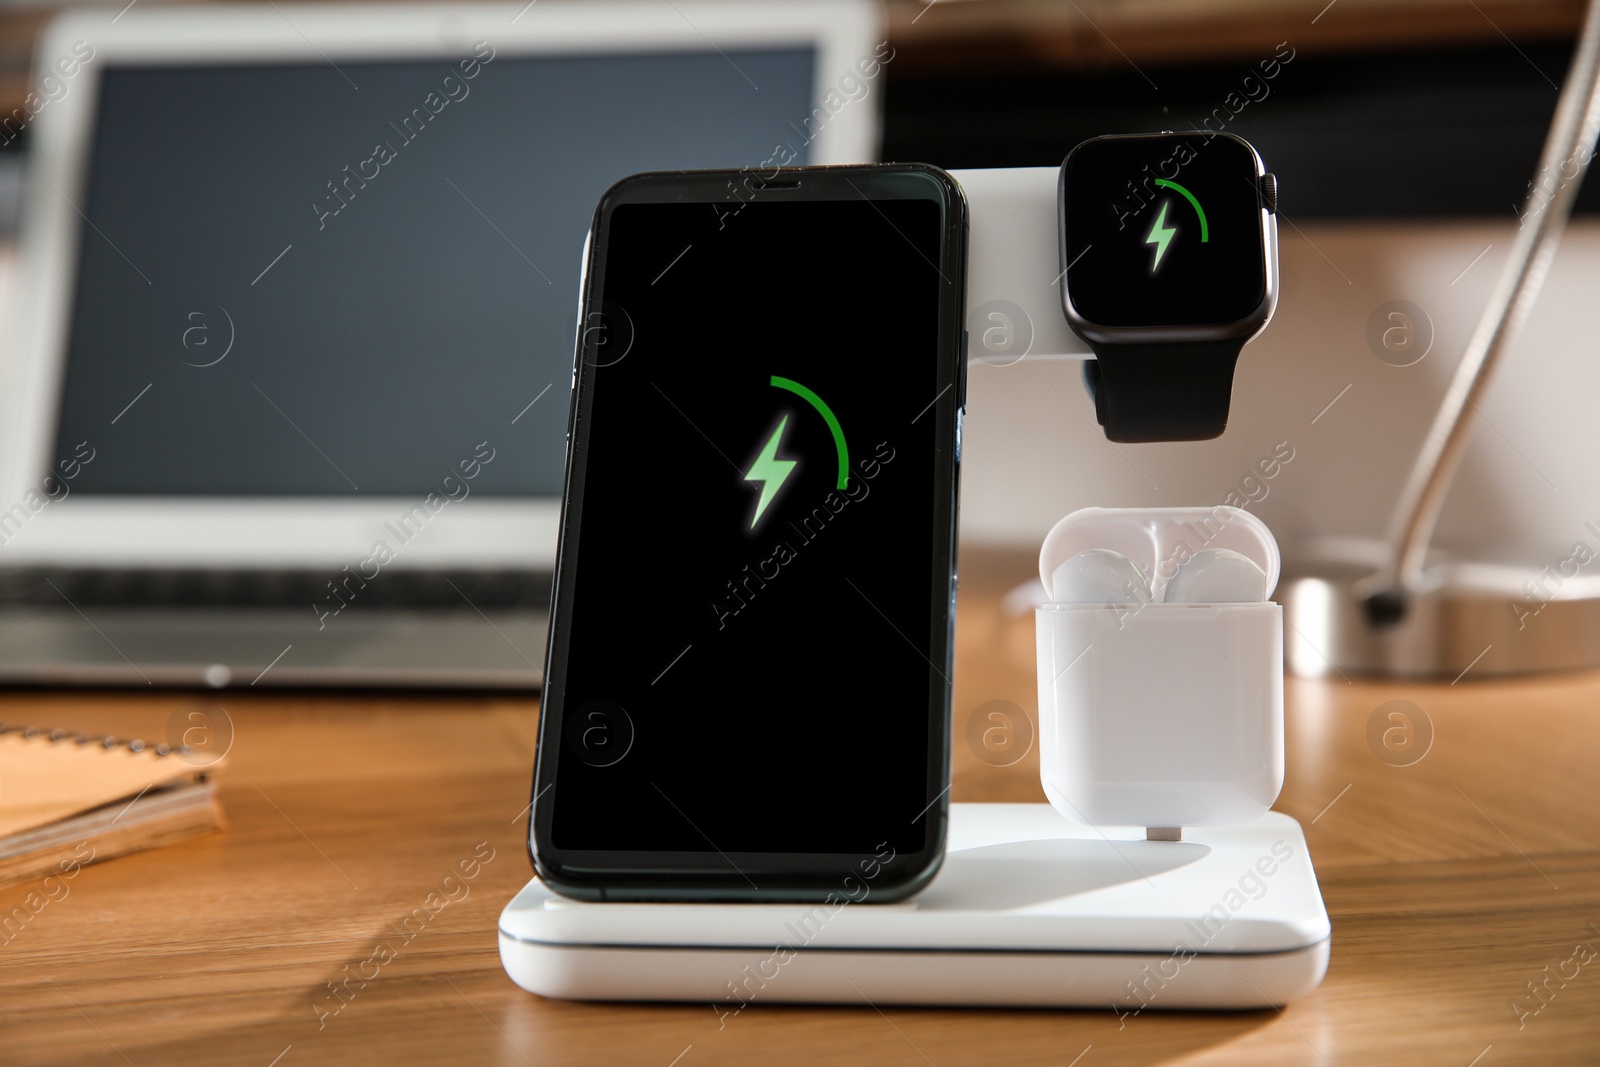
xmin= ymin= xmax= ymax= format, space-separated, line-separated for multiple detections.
xmin=0 ymin=608 xmax=545 ymax=689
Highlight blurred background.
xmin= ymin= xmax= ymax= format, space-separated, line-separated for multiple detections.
xmin=6 ymin=0 xmax=1581 ymax=560
xmin=0 ymin=0 xmax=1591 ymax=554
xmin=0 ymin=0 xmax=1594 ymax=684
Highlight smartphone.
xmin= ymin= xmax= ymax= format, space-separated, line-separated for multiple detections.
xmin=530 ymin=164 xmax=967 ymax=902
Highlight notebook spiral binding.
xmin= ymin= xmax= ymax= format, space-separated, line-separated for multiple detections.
xmin=0 ymin=723 xmax=189 ymax=757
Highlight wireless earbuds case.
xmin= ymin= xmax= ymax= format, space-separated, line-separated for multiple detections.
xmin=1035 ymin=506 xmax=1284 ymax=828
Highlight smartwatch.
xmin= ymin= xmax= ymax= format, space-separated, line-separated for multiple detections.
xmin=1058 ymin=133 xmax=1278 ymax=443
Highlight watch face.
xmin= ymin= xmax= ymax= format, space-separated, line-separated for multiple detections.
xmin=1062 ymin=134 xmax=1268 ymax=330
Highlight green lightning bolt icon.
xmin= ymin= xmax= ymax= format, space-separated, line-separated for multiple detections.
xmin=1144 ymin=199 xmax=1178 ymax=273
xmin=744 ymin=415 xmax=798 ymax=529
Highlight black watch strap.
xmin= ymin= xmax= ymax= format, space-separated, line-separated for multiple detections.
xmin=1082 ymin=339 xmax=1244 ymax=443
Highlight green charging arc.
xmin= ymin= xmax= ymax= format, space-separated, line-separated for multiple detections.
xmin=1154 ymin=178 xmax=1209 ymax=243
xmin=770 ymin=375 xmax=849 ymax=489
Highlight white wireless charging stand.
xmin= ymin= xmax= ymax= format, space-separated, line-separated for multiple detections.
xmin=952 ymin=166 xmax=1092 ymax=365
xmin=500 ymin=172 xmax=1331 ymax=1012
xmin=499 ymin=805 xmax=1330 ymax=1010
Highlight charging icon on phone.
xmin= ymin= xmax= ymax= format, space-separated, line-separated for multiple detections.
xmin=742 ymin=376 xmax=849 ymax=530
xmin=745 ymin=416 xmax=797 ymax=528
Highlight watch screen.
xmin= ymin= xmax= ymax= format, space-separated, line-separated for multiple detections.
xmin=1062 ymin=134 xmax=1266 ymax=329
xmin=547 ymin=182 xmax=954 ymax=859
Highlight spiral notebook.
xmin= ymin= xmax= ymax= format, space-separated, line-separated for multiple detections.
xmin=0 ymin=724 xmax=226 ymax=887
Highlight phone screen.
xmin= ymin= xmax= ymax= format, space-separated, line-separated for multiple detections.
xmin=537 ymin=169 xmax=961 ymax=889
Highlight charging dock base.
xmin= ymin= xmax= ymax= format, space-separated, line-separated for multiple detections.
xmin=498 ymin=804 xmax=1330 ymax=1011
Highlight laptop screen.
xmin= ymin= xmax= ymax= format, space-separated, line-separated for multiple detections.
xmin=51 ymin=48 xmax=817 ymax=496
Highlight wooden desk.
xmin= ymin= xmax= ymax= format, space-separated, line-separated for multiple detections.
xmin=3 ymin=549 xmax=1598 ymax=1066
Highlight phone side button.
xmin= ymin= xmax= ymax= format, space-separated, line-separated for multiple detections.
xmin=958 ymin=329 xmax=969 ymax=409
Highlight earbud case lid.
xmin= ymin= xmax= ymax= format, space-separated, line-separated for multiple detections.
xmin=1038 ymin=506 xmax=1281 ymax=603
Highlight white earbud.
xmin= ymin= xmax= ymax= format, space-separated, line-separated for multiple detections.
xmin=1051 ymin=549 xmax=1152 ymax=605
xmin=1163 ymin=548 xmax=1270 ymax=603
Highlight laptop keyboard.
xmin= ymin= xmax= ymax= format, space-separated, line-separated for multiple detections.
xmin=0 ymin=567 xmax=552 ymax=610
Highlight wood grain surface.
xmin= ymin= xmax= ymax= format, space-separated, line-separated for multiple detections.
xmin=2 ymin=548 xmax=1597 ymax=1066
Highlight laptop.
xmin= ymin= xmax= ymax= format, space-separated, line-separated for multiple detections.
xmin=0 ymin=1 xmax=878 ymax=688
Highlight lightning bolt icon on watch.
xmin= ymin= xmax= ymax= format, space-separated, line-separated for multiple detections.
xmin=1143 ymin=201 xmax=1177 ymax=272
xmin=1141 ymin=178 xmax=1210 ymax=275
xmin=742 ymin=376 xmax=851 ymax=530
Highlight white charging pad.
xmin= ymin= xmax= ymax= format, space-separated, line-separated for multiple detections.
xmin=499 ymin=803 xmax=1330 ymax=1011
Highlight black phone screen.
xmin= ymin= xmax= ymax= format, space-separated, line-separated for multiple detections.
xmin=537 ymin=168 xmax=961 ymax=887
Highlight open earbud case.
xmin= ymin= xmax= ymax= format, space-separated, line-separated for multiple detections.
xmin=1036 ymin=506 xmax=1285 ymax=832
